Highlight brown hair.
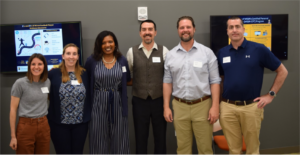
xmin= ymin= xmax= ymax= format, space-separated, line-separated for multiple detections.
xmin=227 ymin=16 xmax=244 ymax=27
xmin=177 ymin=16 xmax=195 ymax=29
xmin=26 ymin=53 xmax=48 ymax=83
xmin=59 ymin=43 xmax=85 ymax=83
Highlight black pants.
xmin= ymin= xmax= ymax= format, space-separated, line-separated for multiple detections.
xmin=132 ymin=96 xmax=167 ymax=154
xmin=48 ymin=120 xmax=88 ymax=154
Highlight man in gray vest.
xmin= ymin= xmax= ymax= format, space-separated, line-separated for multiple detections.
xmin=126 ymin=19 xmax=169 ymax=154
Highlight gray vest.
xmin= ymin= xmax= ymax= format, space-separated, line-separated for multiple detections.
xmin=132 ymin=45 xmax=164 ymax=100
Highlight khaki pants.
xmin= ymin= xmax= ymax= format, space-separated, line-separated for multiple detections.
xmin=173 ymin=98 xmax=213 ymax=154
xmin=16 ymin=116 xmax=51 ymax=154
xmin=220 ymin=101 xmax=264 ymax=154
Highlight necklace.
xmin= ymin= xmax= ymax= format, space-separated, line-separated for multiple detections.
xmin=102 ymin=56 xmax=115 ymax=64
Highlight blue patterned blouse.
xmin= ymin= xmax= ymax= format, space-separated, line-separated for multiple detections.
xmin=59 ymin=72 xmax=86 ymax=124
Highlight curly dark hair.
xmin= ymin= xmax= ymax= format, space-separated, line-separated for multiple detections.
xmin=93 ymin=30 xmax=122 ymax=61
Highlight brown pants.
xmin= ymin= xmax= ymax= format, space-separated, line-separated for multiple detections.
xmin=16 ymin=116 xmax=50 ymax=154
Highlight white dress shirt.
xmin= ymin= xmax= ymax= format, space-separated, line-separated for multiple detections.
xmin=126 ymin=42 xmax=169 ymax=77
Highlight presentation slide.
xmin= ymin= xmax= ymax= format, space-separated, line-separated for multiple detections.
xmin=14 ymin=24 xmax=63 ymax=72
xmin=229 ymin=16 xmax=272 ymax=51
xmin=14 ymin=24 xmax=63 ymax=56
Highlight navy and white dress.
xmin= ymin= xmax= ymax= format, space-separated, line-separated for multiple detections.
xmin=89 ymin=61 xmax=130 ymax=154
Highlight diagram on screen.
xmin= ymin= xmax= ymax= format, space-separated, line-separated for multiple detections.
xmin=15 ymin=29 xmax=63 ymax=57
xmin=16 ymin=31 xmax=41 ymax=55
xmin=18 ymin=38 xmax=25 ymax=48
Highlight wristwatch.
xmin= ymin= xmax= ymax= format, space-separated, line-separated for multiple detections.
xmin=269 ymin=91 xmax=276 ymax=97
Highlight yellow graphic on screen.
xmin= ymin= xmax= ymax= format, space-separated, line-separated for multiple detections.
xmin=229 ymin=24 xmax=272 ymax=51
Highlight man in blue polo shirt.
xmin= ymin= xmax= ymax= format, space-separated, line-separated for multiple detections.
xmin=217 ymin=16 xmax=288 ymax=154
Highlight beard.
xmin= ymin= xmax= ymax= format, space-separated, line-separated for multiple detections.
xmin=143 ymin=34 xmax=153 ymax=44
xmin=181 ymin=35 xmax=192 ymax=42
xmin=180 ymin=33 xmax=193 ymax=42
xmin=144 ymin=39 xmax=153 ymax=44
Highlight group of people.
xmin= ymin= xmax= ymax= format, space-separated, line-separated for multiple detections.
xmin=9 ymin=15 xmax=288 ymax=154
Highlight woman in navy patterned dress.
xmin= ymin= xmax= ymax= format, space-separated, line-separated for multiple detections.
xmin=48 ymin=43 xmax=91 ymax=154
xmin=85 ymin=31 xmax=131 ymax=154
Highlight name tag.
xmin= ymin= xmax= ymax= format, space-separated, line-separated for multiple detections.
xmin=223 ymin=56 xmax=231 ymax=63
xmin=41 ymin=87 xmax=49 ymax=94
xmin=122 ymin=66 xmax=127 ymax=72
xmin=71 ymin=80 xmax=80 ymax=85
xmin=152 ymin=57 xmax=161 ymax=63
xmin=193 ymin=61 xmax=202 ymax=68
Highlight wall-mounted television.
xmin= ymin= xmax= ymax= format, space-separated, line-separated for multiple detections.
xmin=0 ymin=21 xmax=83 ymax=73
xmin=210 ymin=14 xmax=288 ymax=60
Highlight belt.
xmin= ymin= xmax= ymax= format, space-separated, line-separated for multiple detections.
xmin=19 ymin=115 xmax=47 ymax=123
xmin=174 ymin=95 xmax=211 ymax=105
xmin=94 ymin=87 xmax=119 ymax=92
xmin=95 ymin=87 xmax=116 ymax=124
xmin=222 ymin=98 xmax=254 ymax=106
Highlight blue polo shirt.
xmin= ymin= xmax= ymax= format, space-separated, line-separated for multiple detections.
xmin=217 ymin=38 xmax=281 ymax=100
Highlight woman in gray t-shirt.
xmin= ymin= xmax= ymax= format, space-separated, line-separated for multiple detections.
xmin=9 ymin=53 xmax=51 ymax=154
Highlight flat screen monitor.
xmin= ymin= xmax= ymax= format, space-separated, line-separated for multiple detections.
xmin=210 ymin=14 xmax=288 ymax=60
xmin=0 ymin=21 xmax=83 ymax=73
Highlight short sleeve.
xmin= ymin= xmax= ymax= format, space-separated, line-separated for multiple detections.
xmin=259 ymin=45 xmax=281 ymax=71
xmin=11 ymin=78 xmax=23 ymax=98
xmin=46 ymin=78 xmax=51 ymax=90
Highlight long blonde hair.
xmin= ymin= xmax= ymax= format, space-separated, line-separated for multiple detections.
xmin=59 ymin=43 xmax=85 ymax=83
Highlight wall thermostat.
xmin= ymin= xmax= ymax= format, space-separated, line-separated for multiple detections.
xmin=138 ymin=7 xmax=148 ymax=21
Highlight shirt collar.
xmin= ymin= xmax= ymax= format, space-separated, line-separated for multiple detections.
xmin=229 ymin=37 xmax=248 ymax=50
xmin=176 ymin=40 xmax=198 ymax=52
xmin=138 ymin=42 xmax=158 ymax=50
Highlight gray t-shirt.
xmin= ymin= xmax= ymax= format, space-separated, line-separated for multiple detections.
xmin=11 ymin=76 xmax=50 ymax=118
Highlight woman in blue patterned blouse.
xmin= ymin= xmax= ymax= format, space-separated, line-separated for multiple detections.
xmin=47 ymin=43 xmax=91 ymax=154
